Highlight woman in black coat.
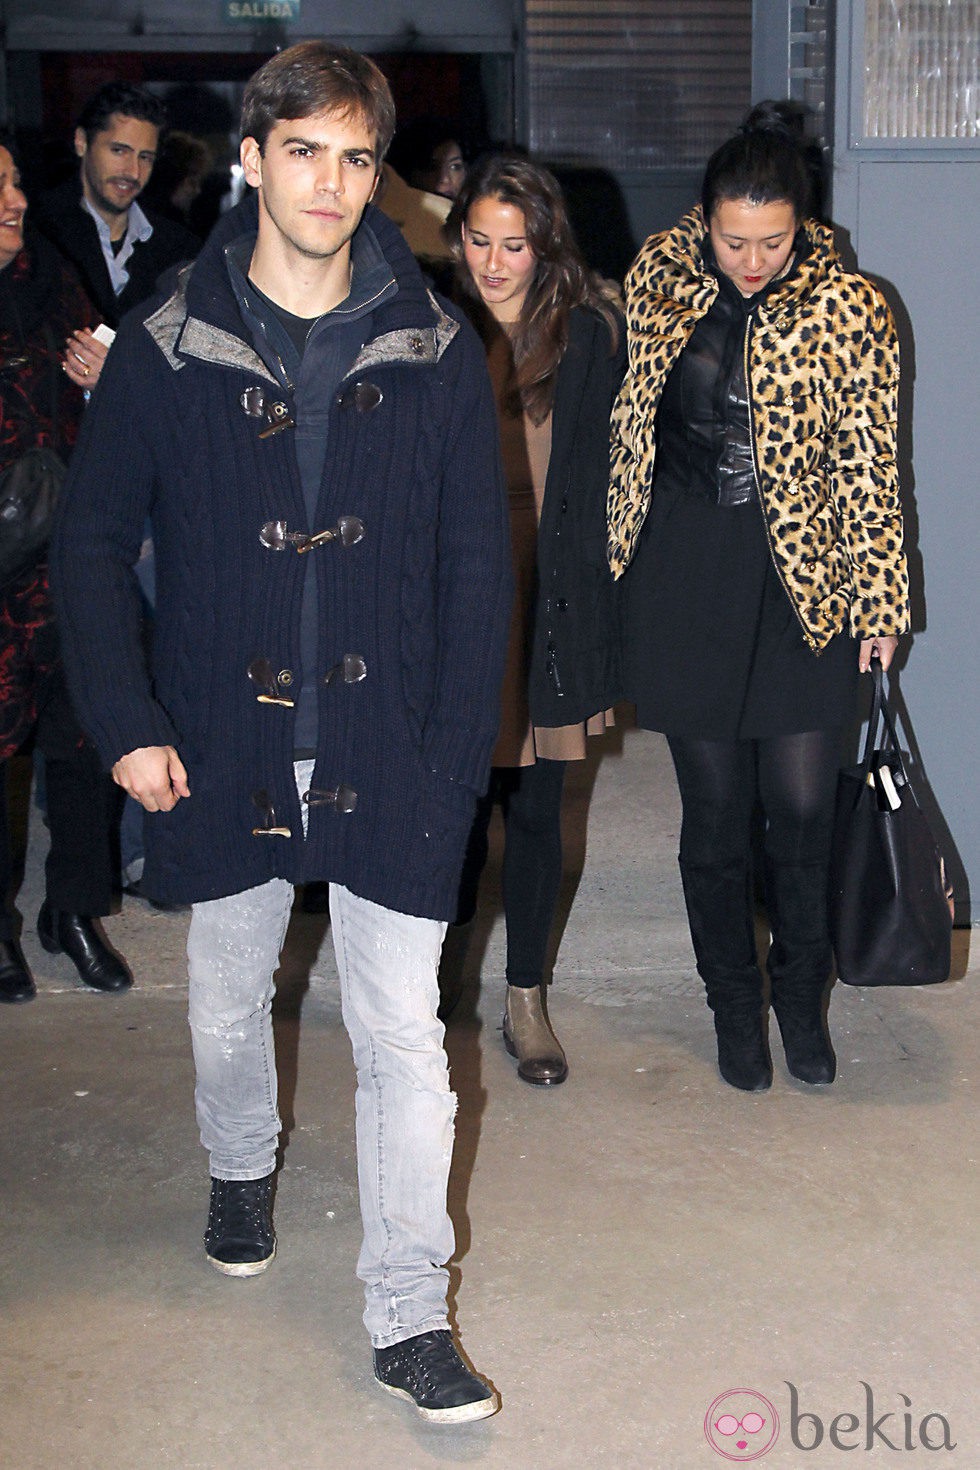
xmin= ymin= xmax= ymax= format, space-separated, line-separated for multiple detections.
xmin=445 ymin=155 xmax=626 ymax=1084
xmin=0 ymin=137 xmax=130 ymax=1001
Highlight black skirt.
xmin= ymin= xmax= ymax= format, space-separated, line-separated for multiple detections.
xmin=622 ymin=488 xmax=857 ymax=739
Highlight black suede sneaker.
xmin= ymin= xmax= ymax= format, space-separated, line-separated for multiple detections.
xmin=373 ymin=1330 xmax=499 ymax=1423
xmin=204 ymin=1174 xmax=276 ymax=1277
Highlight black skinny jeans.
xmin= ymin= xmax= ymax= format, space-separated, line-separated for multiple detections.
xmin=455 ymin=759 xmax=567 ymax=988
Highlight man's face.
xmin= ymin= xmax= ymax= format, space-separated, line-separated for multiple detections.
xmin=240 ymin=108 xmax=380 ymax=267
xmin=75 ymin=112 xmax=159 ymax=220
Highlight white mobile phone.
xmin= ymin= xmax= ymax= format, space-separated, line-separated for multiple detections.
xmin=91 ymin=324 xmax=117 ymax=347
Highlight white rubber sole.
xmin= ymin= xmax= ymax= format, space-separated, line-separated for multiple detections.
xmin=377 ymin=1380 xmax=500 ymax=1424
xmin=205 ymin=1241 xmax=276 ymax=1277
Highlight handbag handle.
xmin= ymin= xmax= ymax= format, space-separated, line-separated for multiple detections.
xmin=859 ymin=660 xmax=912 ymax=789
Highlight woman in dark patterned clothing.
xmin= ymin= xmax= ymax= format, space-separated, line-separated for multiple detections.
xmin=0 ymin=136 xmax=131 ymax=1002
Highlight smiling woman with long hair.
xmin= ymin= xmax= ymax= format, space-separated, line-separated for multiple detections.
xmin=445 ymin=154 xmax=625 ymax=1085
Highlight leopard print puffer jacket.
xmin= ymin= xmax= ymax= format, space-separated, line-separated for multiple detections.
xmin=607 ymin=209 xmax=909 ymax=650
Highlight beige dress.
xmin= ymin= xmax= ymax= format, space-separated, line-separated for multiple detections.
xmin=488 ymin=329 xmax=614 ymax=768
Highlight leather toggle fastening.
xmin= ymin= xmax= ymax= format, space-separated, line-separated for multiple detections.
xmin=247 ymin=656 xmax=294 ymax=707
xmin=302 ymin=784 xmax=358 ymax=814
xmin=337 ymin=380 xmax=383 ymax=413
xmin=323 ymin=654 xmax=367 ymax=686
xmin=240 ymin=386 xmax=295 ymax=438
xmin=251 ymin=789 xmax=291 ymax=837
xmin=259 ymin=516 xmax=365 ymax=554
xmin=259 ymin=403 xmax=295 ymax=438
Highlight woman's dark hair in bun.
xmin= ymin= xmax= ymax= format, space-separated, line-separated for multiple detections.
xmin=701 ymin=98 xmax=818 ymax=222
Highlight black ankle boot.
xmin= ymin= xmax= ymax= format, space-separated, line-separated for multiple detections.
xmin=0 ymin=938 xmax=36 ymax=1003
xmin=37 ymin=902 xmax=132 ymax=993
xmin=679 ymin=859 xmax=771 ymax=1093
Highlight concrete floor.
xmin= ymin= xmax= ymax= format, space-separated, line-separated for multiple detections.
xmin=2 ymin=724 xmax=977 ymax=1469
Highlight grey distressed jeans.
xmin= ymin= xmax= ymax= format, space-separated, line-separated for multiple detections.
xmin=186 ymin=762 xmax=454 ymax=1345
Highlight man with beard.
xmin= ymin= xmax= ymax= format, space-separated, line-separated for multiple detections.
xmin=37 ymin=83 xmax=199 ymax=905
xmin=36 ymin=81 xmax=197 ymax=332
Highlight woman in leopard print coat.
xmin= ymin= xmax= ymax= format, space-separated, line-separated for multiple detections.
xmin=607 ymin=103 xmax=909 ymax=1092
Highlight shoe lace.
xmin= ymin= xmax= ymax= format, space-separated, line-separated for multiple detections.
xmin=208 ymin=1177 xmax=272 ymax=1240
xmin=404 ymin=1331 xmax=463 ymax=1388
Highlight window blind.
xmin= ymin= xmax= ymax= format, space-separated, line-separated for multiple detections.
xmin=526 ymin=0 xmax=753 ymax=169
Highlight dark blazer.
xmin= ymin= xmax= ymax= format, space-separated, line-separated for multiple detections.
xmin=527 ymin=304 xmax=627 ymax=727
xmin=52 ymin=200 xmax=512 ymax=919
xmin=34 ymin=178 xmax=198 ymax=327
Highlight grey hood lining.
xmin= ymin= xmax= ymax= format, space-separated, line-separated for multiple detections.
xmin=178 ymin=317 xmax=279 ymax=383
xmin=347 ymin=291 xmax=459 ymax=377
xmin=144 ymin=272 xmax=456 ymax=385
xmin=142 ymin=267 xmax=279 ymax=384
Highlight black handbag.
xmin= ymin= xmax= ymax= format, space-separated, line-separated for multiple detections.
xmin=0 ymin=324 xmax=66 ymax=592
xmin=829 ymin=662 xmax=952 ymax=986
xmin=0 ymin=445 xmax=66 ymax=590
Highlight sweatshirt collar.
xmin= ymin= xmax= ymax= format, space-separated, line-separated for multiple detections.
xmin=222 ymin=220 xmax=397 ymax=385
xmin=144 ymin=195 xmax=459 ymax=380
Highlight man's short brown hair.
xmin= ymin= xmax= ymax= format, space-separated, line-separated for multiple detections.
xmin=241 ymin=41 xmax=396 ymax=161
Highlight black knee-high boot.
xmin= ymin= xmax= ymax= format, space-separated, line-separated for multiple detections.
xmin=764 ymin=858 xmax=836 ymax=1085
xmin=679 ymin=858 xmax=772 ymax=1092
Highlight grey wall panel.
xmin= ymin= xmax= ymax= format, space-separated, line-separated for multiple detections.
xmin=751 ymin=0 xmax=790 ymax=101
xmin=832 ymin=150 xmax=980 ymax=924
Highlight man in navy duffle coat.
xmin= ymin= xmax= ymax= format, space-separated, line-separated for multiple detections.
xmin=53 ymin=43 xmax=511 ymax=1424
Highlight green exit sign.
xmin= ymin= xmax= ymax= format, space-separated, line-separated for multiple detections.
xmin=222 ymin=0 xmax=301 ymax=21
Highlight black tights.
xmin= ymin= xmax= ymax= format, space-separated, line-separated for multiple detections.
xmin=668 ymin=731 xmax=842 ymax=1002
xmin=669 ymin=731 xmax=841 ymax=871
xmin=455 ymin=759 xmax=567 ymax=987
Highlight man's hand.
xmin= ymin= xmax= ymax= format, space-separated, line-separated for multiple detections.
xmin=112 ymin=746 xmax=190 ymax=812
xmin=858 ymin=635 xmax=899 ymax=673
xmin=62 ymin=328 xmax=110 ymax=390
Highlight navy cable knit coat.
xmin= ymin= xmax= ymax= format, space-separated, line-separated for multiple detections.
xmin=51 ymin=200 xmax=512 ymax=919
